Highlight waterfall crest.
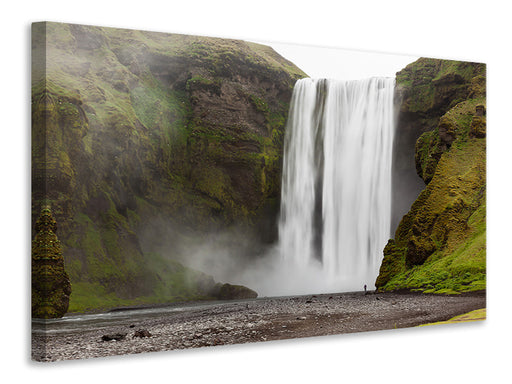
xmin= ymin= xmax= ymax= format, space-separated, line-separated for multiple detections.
xmin=278 ymin=77 xmax=395 ymax=292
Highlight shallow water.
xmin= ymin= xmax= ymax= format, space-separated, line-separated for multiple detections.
xmin=31 ymin=300 xmax=244 ymax=335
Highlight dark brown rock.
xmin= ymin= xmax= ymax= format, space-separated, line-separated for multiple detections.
xmin=101 ymin=333 xmax=127 ymax=342
xmin=133 ymin=329 xmax=152 ymax=338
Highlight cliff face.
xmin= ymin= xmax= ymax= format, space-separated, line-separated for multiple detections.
xmin=32 ymin=22 xmax=307 ymax=311
xmin=377 ymin=58 xmax=486 ymax=294
xmin=391 ymin=58 xmax=486 ymax=230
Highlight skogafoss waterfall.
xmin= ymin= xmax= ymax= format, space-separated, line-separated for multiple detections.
xmin=278 ymin=77 xmax=395 ymax=293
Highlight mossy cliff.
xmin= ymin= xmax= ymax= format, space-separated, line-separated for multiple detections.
xmin=377 ymin=58 xmax=486 ymax=294
xmin=32 ymin=22 xmax=307 ymax=312
xmin=391 ymin=58 xmax=486 ymax=230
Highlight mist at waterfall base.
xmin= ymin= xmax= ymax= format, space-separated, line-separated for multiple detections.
xmin=180 ymin=77 xmax=396 ymax=297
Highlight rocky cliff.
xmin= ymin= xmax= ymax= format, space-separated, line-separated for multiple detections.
xmin=391 ymin=58 xmax=486 ymax=230
xmin=32 ymin=22 xmax=307 ymax=311
xmin=377 ymin=58 xmax=486 ymax=293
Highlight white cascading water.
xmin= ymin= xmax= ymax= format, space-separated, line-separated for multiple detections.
xmin=278 ymin=77 xmax=395 ymax=293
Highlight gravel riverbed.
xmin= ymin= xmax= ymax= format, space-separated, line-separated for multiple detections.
xmin=32 ymin=291 xmax=486 ymax=362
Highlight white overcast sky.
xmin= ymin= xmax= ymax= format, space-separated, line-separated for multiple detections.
xmin=262 ymin=41 xmax=419 ymax=80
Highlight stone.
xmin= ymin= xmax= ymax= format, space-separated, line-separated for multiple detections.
xmin=133 ymin=329 xmax=152 ymax=338
xmin=102 ymin=333 xmax=127 ymax=342
xmin=212 ymin=283 xmax=258 ymax=300
xmin=438 ymin=115 xmax=457 ymax=147
xmin=470 ymin=105 xmax=486 ymax=138
xmin=475 ymin=104 xmax=486 ymax=116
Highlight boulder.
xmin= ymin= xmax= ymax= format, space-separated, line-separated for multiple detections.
xmin=101 ymin=333 xmax=127 ymax=342
xmin=211 ymin=283 xmax=258 ymax=300
xmin=133 ymin=329 xmax=152 ymax=338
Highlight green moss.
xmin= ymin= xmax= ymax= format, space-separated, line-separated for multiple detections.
xmin=250 ymin=94 xmax=270 ymax=113
xmin=380 ymin=176 xmax=486 ymax=293
xmin=397 ymin=58 xmax=485 ymax=119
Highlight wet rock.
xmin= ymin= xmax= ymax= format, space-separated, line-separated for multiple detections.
xmin=133 ymin=329 xmax=152 ymax=338
xmin=101 ymin=333 xmax=127 ymax=342
xmin=212 ymin=283 xmax=258 ymax=300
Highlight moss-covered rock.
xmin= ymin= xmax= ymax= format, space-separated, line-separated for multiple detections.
xmin=211 ymin=283 xmax=258 ymax=300
xmin=32 ymin=207 xmax=72 ymax=318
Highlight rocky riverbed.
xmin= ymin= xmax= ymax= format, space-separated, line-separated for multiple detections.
xmin=32 ymin=291 xmax=486 ymax=362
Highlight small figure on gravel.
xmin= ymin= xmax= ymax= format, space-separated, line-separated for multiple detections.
xmin=364 ymin=284 xmax=368 ymax=295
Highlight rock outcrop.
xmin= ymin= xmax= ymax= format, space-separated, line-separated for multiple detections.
xmin=377 ymin=59 xmax=486 ymax=294
xmin=32 ymin=207 xmax=72 ymax=318
xmin=31 ymin=22 xmax=307 ymax=311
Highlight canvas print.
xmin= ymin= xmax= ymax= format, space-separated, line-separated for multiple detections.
xmin=31 ymin=21 xmax=486 ymax=362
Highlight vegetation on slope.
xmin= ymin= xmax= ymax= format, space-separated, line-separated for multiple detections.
xmin=31 ymin=22 xmax=307 ymax=312
xmin=391 ymin=58 xmax=486 ymax=229
xmin=377 ymin=59 xmax=486 ymax=294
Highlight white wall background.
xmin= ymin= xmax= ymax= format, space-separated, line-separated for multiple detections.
xmin=3 ymin=1 xmax=510 ymax=383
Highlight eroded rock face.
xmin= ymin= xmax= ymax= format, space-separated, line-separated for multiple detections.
xmin=32 ymin=207 xmax=72 ymax=318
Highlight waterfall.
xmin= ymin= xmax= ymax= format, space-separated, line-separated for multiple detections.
xmin=278 ymin=77 xmax=395 ymax=292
